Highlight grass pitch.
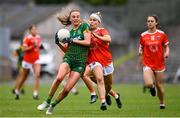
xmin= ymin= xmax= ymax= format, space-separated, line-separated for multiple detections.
xmin=0 ymin=83 xmax=180 ymax=117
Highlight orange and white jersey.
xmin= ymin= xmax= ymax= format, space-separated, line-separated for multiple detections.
xmin=87 ymin=28 xmax=112 ymax=67
xmin=23 ymin=34 xmax=41 ymax=64
xmin=139 ymin=29 xmax=169 ymax=71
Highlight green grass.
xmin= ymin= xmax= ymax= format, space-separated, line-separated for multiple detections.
xmin=0 ymin=84 xmax=180 ymax=117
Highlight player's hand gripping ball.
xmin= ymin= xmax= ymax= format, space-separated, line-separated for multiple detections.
xmin=55 ymin=29 xmax=71 ymax=44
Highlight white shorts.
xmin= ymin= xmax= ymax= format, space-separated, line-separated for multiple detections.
xmin=22 ymin=61 xmax=33 ymax=69
xmin=89 ymin=62 xmax=103 ymax=71
xmin=89 ymin=62 xmax=114 ymax=76
xmin=143 ymin=66 xmax=165 ymax=73
xmin=22 ymin=61 xmax=34 ymax=74
xmin=34 ymin=59 xmax=41 ymax=64
xmin=103 ymin=62 xmax=114 ymax=76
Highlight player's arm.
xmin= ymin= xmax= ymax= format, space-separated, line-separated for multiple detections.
xmin=73 ymin=30 xmax=91 ymax=46
xmin=137 ymin=45 xmax=143 ymax=70
xmin=163 ymin=34 xmax=170 ymax=58
xmin=56 ymin=43 xmax=68 ymax=53
xmin=92 ymin=32 xmax=111 ymax=43
xmin=21 ymin=38 xmax=35 ymax=51
xmin=164 ymin=44 xmax=170 ymax=58
xmin=22 ymin=44 xmax=34 ymax=51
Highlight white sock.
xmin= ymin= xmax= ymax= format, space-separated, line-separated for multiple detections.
xmin=90 ymin=91 xmax=96 ymax=96
xmin=152 ymin=84 xmax=155 ymax=88
xmin=115 ymin=94 xmax=119 ymax=99
xmin=15 ymin=89 xmax=19 ymax=95
xmin=33 ymin=91 xmax=38 ymax=96
xmin=71 ymin=87 xmax=77 ymax=93
xmin=160 ymin=103 xmax=165 ymax=106
xmin=101 ymin=99 xmax=106 ymax=103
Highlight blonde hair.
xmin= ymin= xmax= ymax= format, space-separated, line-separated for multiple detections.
xmin=90 ymin=12 xmax=102 ymax=23
xmin=56 ymin=8 xmax=80 ymax=26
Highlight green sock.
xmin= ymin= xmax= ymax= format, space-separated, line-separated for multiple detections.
xmin=51 ymin=100 xmax=60 ymax=107
xmin=46 ymin=96 xmax=53 ymax=104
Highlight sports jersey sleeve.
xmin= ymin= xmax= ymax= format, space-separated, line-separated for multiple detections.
xmin=139 ymin=35 xmax=144 ymax=54
xmin=82 ymin=22 xmax=90 ymax=33
xmin=101 ymin=29 xmax=109 ymax=36
xmin=139 ymin=35 xmax=144 ymax=46
xmin=23 ymin=37 xmax=29 ymax=47
xmin=162 ymin=33 xmax=169 ymax=46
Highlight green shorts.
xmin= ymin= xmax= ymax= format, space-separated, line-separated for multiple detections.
xmin=63 ymin=57 xmax=86 ymax=76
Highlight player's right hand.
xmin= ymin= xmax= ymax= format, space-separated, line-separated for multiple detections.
xmin=55 ymin=32 xmax=60 ymax=44
xmin=62 ymin=38 xmax=72 ymax=44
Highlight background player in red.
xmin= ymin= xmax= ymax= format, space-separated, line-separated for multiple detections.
xmin=138 ymin=14 xmax=170 ymax=109
xmin=14 ymin=24 xmax=42 ymax=100
xmin=82 ymin=12 xmax=122 ymax=110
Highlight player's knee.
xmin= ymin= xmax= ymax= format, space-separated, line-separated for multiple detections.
xmin=35 ymin=73 xmax=41 ymax=79
xmin=56 ymin=77 xmax=63 ymax=83
xmin=96 ymin=77 xmax=104 ymax=84
xmin=82 ymin=75 xmax=88 ymax=81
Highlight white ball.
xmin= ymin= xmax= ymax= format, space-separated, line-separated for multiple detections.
xmin=57 ymin=29 xmax=70 ymax=42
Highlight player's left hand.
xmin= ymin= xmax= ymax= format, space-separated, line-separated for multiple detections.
xmin=164 ymin=52 xmax=169 ymax=58
xmin=62 ymin=38 xmax=73 ymax=44
xmin=55 ymin=32 xmax=60 ymax=44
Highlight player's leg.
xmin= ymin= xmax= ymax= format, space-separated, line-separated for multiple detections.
xmin=46 ymin=71 xmax=81 ymax=114
xmin=71 ymin=83 xmax=79 ymax=95
xmin=154 ymin=71 xmax=165 ymax=109
xmin=103 ymin=74 xmax=112 ymax=106
xmin=82 ymin=65 xmax=97 ymax=103
xmin=109 ymin=89 xmax=122 ymax=108
xmin=14 ymin=67 xmax=30 ymax=99
xmin=92 ymin=65 xmax=107 ymax=111
xmin=33 ymin=63 xmax=41 ymax=99
xmin=104 ymin=74 xmax=122 ymax=108
xmin=64 ymin=76 xmax=79 ymax=95
xmin=143 ymin=66 xmax=156 ymax=96
xmin=37 ymin=62 xmax=70 ymax=111
xmin=104 ymin=74 xmax=112 ymax=94
xmin=12 ymin=67 xmax=26 ymax=95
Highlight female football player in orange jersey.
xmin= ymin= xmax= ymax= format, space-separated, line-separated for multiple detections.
xmin=138 ymin=14 xmax=170 ymax=109
xmin=82 ymin=12 xmax=122 ymax=110
xmin=14 ymin=25 xmax=42 ymax=100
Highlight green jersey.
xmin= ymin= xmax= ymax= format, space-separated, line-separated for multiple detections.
xmin=16 ymin=47 xmax=24 ymax=70
xmin=64 ymin=22 xmax=90 ymax=63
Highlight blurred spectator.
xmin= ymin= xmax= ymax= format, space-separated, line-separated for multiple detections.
xmin=173 ymin=67 xmax=180 ymax=83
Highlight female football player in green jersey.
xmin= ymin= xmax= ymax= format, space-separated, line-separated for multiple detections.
xmin=37 ymin=9 xmax=91 ymax=115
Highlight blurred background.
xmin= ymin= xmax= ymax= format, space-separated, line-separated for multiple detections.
xmin=0 ymin=0 xmax=180 ymax=84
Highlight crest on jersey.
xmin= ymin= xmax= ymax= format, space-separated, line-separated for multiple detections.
xmin=157 ymin=36 xmax=161 ymax=40
xmin=150 ymin=36 xmax=155 ymax=40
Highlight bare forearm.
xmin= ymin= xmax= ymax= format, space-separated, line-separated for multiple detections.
xmin=22 ymin=46 xmax=34 ymax=51
xmin=73 ymin=40 xmax=90 ymax=46
xmin=57 ymin=43 xmax=68 ymax=52
xmin=93 ymin=33 xmax=111 ymax=42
